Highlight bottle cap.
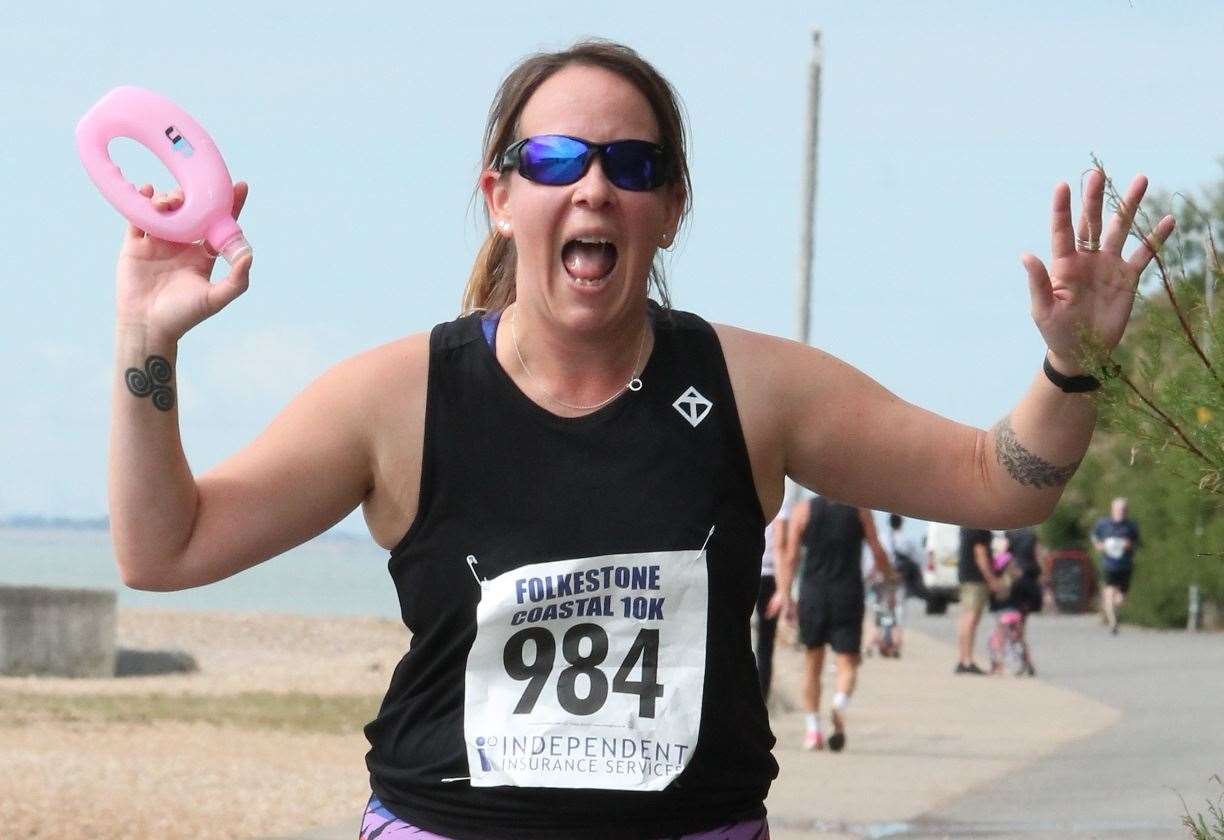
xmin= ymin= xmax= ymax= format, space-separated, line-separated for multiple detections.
xmin=218 ymin=235 xmax=252 ymax=266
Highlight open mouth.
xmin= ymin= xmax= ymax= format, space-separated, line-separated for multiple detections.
xmin=561 ymin=237 xmax=619 ymax=285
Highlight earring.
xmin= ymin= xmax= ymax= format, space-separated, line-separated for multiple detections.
xmin=498 ymin=220 xmax=511 ymax=236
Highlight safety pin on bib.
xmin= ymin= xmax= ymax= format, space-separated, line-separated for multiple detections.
xmin=466 ymin=554 xmax=489 ymax=588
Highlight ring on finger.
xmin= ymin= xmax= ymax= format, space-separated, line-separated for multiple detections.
xmin=1075 ymin=236 xmax=1101 ymax=252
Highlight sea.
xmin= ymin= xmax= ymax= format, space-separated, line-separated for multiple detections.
xmin=0 ymin=526 xmax=403 ymax=619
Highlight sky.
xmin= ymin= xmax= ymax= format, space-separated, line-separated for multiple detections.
xmin=3 ymin=0 xmax=1223 ymax=536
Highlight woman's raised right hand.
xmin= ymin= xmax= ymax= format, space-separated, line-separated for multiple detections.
xmin=115 ymin=181 xmax=252 ymax=341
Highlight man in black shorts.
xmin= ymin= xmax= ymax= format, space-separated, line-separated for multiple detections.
xmin=772 ymin=496 xmax=893 ymax=752
xmin=1092 ymin=497 xmax=1140 ymax=634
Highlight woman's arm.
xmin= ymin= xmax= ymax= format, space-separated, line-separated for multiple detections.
xmin=724 ymin=329 xmax=1091 ymax=529
xmin=108 ymin=326 xmax=198 ymax=586
xmin=107 ymin=181 xmax=420 ymax=591
xmin=110 ymin=340 xmax=387 ymax=591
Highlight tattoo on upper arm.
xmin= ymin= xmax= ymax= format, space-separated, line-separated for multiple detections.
xmin=992 ymin=415 xmax=1080 ymax=488
xmin=125 ymin=355 xmax=175 ymax=412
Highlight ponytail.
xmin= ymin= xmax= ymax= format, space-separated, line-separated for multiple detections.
xmin=462 ymin=231 xmax=516 ymax=314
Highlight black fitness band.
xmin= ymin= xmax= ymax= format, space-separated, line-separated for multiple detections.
xmin=1043 ymin=354 xmax=1101 ymax=393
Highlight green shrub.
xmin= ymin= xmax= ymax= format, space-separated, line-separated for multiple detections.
xmin=1182 ymin=775 xmax=1224 ymax=839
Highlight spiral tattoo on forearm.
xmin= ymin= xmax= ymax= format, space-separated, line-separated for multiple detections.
xmin=125 ymin=355 xmax=175 ymax=411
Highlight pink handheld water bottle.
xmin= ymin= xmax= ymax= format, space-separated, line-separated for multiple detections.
xmin=76 ymin=86 xmax=252 ymax=265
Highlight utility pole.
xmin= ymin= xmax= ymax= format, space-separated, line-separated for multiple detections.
xmin=795 ymin=29 xmax=823 ymax=346
xmin=787 ymin=30 xmax=824 ymax=514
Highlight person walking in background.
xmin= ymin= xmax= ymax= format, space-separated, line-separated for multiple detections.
xmin=986 ymin=527 xmax=1043 ymax=676
xmin=955 ymin=527 xmax=1007 ymax=674
xmin=1092 ymin=497 xmax=1140 ymax=634
xmin=885 ymin=513 xmax=926 ymax=602
xmin=865 ymin=516 xmax=905 ymax=657
xmin=755 ymin=505 xmax=790 ymax=702
xmin=865 ymin=570 xmax=903 ymax=658
xmin=1004 ymin=526 xmax=1046 ymax=621
xmin=772 ymin=497 xmax=894 ymax=752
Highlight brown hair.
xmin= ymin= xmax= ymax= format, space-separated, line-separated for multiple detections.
xmin=462 ymin=39 xmax=692 ymax=314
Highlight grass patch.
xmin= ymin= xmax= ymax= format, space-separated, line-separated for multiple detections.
xmin=0 ymin=690 xmax=382 ymax=734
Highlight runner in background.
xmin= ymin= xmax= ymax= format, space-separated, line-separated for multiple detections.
xmin=1092 ymin=497 xmax=1140 ymax=635
xmin=773 ymin=497 xmax=894 ymax=752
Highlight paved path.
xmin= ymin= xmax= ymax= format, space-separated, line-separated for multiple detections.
xmin=903 ymin=608 xmax=1224 ymax=839
xmin=760 ymin=610 xmax=1116 ymax=839
xmin=280 ymin=606 xmax=1221 ymax=839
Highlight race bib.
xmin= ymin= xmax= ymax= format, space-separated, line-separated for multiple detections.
xmin=1103 ymin=536 xmax=1127 ymax=561
xmin=463 ymin=542 xmax=709 ymax=791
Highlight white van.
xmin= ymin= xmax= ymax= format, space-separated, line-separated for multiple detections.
xmin=922 ymin=521 xmax=962 ymax=614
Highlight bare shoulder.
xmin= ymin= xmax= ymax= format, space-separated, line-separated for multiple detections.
xmin=708 ymin=322 xmax=844 ymax=420
xmin=349 ymin=331 xmax=431 ymax=460
xmin=710 ymin=322 xmax=841 ymax=378
xmin=334 ymin=332 xmax=432 ymax=550
xmin=709 ymin=322 xmax=787 ymax=417
xmin=255 ymin=330 xmax=432 ymax=550
xmin=708 ymin=323 xmax=831 ymax=518
xmin=170 ymin=331 xmax=433 ymax=589
xmin=339 ymin=332 xmax=430 ymax=402
xmin=300 ymin=332 xmax=429 ymax=437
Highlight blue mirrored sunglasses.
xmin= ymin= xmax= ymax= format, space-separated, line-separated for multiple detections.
xmin=496 ymin=134 xmax=671 ymax=192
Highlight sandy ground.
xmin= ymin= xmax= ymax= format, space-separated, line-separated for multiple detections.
xmin=0 ymin=609 xmax=410 ymax=839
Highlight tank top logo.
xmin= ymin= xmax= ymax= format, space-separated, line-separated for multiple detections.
xmin=462 ymin=538 xmax=711 ymax=791
xmin=672 ymin=386 xmax=713 ymax=428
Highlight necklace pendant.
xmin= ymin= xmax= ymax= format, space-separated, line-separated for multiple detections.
xmin=509 ymin=307 xmax=649 ymax=412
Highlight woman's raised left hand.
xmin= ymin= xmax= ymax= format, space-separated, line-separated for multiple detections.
xmin=1021 ymin=170 xmax=1175 ymax=374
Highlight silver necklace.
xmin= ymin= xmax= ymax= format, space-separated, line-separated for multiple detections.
xmin=509 ymin=309 xmax=647 ymax=412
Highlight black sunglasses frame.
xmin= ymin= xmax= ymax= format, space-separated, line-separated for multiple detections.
xmin=495 ymin=134 xmax=672 ymax=191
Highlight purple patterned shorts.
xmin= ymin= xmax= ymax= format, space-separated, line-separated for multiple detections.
xmin=359 ymin=794 xmax=770 ymax=839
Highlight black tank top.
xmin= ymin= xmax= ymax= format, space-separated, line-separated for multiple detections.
xmin=364 ymin=305 xmax=777 ymax=839
xmin=799 ymin=497 xmax=865 ymax=596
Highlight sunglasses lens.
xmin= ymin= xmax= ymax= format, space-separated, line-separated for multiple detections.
xmin=604 ymin=141 xmax=666 ymax=191
xmin=520 ymin=135 xmax=591 ymax=185
xmin=512 ymin=136 xmax=669 ymax=190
